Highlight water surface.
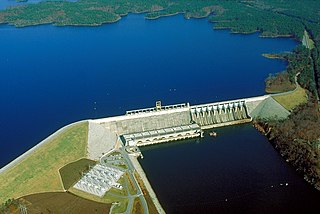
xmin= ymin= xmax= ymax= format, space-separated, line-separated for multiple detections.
xmin=0 ymin=13 xmax=296 ymax=167
xmin=139 ymin=125 xmax=320 ymax=213
xmin=1 ymin=8 xmax=317 ymax=214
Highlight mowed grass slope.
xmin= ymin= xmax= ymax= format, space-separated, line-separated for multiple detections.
xmin=273 ymin=86 xmax=308 ymax=111
xmin=0 ymin=122 xmax=88 ymax=203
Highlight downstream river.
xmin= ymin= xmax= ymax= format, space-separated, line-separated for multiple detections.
xmin=1 ymin=5 xmax=319 ymax=212
xmin=139 ymin=125 xmax=320 ymax=213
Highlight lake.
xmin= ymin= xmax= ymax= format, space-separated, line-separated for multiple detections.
xmin=1 ymin=7 xmax=318 ymax=212
xmin=0 ymin=14 xmax=296 ymax=167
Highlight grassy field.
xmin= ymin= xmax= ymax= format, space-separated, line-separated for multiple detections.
xmin=0 ymin=122 xmax=88 ymax=203
xmin=126 ymin=173 xmax=138 ymax=195
xmin=20 ymin=192 xmax=111 ymax=214
xmin=59 ymin=158 xmax=96 ymax=190
xmin=272 ymin=86 xmax=308 ymax=111
xmin=69 ymin=187 xmax=129 ymax=212
xmin=302 ymin=30 xmax=315 ymax=50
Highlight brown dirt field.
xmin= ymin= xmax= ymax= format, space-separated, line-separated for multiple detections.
xmin=20 ymin=192 xmax=111 ymax=214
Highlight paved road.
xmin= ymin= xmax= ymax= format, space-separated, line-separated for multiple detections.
xmin=103 ymin=148 xmax=149 ymax=214
xmin=119 ymin=148 xmax=149 ymax=214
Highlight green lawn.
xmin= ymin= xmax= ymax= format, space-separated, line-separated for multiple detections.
xmin=302 ymin=30 xmax=315 ymax=50
xmin=0 ymin=122 xmax=88 ymax=203
xmin=273 ymin=86 xmax=308 ymax=111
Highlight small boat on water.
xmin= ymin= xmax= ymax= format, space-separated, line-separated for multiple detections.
xmin=209 ymin=131 xmax=217 ymax=137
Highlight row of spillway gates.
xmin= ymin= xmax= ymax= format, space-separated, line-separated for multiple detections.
xmin=121 ymin=100 xmax=251 ymax=147
xmin=190 ymin=100 xmax=251 ymax=128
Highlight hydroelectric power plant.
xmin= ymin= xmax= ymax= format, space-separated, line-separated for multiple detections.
xmin=87 ymin=95 xmax=289 ymax=160
xmin=0 ymin=94 xmax=291 ymax=214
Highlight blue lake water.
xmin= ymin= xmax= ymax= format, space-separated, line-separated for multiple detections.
xmin=0 ymin=14 xmax=297 ymax=167
xmin=1 ymin=11 xmax=318 ymax=212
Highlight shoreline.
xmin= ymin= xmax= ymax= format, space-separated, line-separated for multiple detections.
xmin=0 ymin=11 xmax=299 ymax=42
xmin=0 ymin=120 xmax=88 ymax=175
xmin=0 ymin=118 xmax=165 ymax=212
xmin=252 ymin=121 xmax=320 ymax=191
xmin=130 ymin=156 xmax=165 ymax=213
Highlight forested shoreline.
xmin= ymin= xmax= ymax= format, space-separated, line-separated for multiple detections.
xmin=258 ymin=42 xmax=320 ymax=190
xmin=253 ymin=99 xmax=320 ymax=190
xmin=0 ymin=0 xmax=320 ymax=191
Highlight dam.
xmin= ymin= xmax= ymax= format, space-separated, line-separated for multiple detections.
xmin=88 ymin=94 xmax=289 ymax=159
xmin=0 ymin=94 xmax=291 ymax=214
xmin=0 ymin=94 xmax=288 ymax=172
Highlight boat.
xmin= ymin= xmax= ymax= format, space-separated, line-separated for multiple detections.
xmin=209 ymin=131 xmax=217 ymax=137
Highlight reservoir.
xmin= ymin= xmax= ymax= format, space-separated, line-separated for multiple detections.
xmin=0 ymin=14 xmax=295 ymax=167
xmin=1 ymin=8 xmax=319 ymax=211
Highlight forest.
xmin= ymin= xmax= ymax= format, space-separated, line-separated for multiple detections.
xmin=255 ymin=99 xmax=320 ymax=190
xmin=0 ymin=0 xmax=318 ymax=40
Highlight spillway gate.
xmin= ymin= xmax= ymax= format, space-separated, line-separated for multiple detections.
xmin=190 ymin=100 xmax=251 ymax=129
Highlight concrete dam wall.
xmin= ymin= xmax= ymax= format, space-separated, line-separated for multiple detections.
xmin=190 ymin=100 xmax=251 ymax=129
xmin=101 ymin=108 xmax=192 ymax=135
xmin=94 ymin=97 xmax=262 ymax=138
xmin=87 ymin=95 xmax=290 ymax=159
xmin=91 ymin=97 xmax=269 ymax=150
